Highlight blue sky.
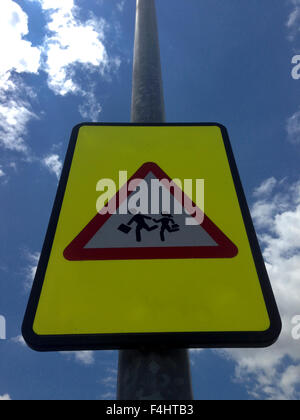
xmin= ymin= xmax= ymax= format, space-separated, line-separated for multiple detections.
xmin=0 ymin=0 xmax=300 ymax=400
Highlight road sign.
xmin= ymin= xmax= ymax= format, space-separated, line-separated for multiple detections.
xmin=22 ymin=123 xmax=281 ymax=351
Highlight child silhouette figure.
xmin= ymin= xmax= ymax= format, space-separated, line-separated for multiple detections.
xmin=153 ymin=213 xmax=180 ymax=242
xmin=127 ymin=209 xmax=158 ymax=242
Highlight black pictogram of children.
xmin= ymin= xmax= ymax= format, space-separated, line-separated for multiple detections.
xmin=153 ymin=214 xmax=180 ymax=242
xmin=118 ymin=209 xmax=180 ymax=243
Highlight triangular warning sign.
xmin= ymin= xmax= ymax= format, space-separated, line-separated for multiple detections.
xmin=64 ymin=162 xmax=238 ymax=261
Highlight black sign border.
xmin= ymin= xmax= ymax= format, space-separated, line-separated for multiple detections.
xmin=22 ymin=123 xmax=282 ymax=351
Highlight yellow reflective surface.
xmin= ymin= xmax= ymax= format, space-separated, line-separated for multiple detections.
xmin=33 ymin=126 xmax=270 ymax=335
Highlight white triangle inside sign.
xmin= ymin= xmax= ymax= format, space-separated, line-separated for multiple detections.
xmin=85 ymin=172 xmax=217 ymax=249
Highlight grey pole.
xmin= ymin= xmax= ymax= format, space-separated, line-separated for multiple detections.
xmin=117 ymin=0 xmax=193 ymax=401
xmin=131 ymin=0 xmax=165 ymax=122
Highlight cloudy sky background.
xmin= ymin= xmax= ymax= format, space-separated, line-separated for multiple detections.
xmin=0 ymin=0 xmax=300 ymax=400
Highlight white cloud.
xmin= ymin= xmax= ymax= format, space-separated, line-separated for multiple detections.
xmin=0 ymin=86 xmax=38 ymax=153
xmin=9 ymin=162 xmax=17 ymax=172
xmin=251 ymin=178 xmax=291 ymax=230
xmin=0 ymin=0 xmax=41 ymax=76
xmin=11 ymin=335 xmax=26 ymax=346
xmin=117 ymin=1 xmax=126 ymax=13
xmin=33 ymin=0 xmax=111 ymax=96
xmin=100 ymin=391 xmax=115 ymax=400
xmin=42 ymin=154 xmax=62 ymax=179
xmin=287 ymin=0 xmax=300 ymax=41
xmin=0 ymin=0 xmax=121 ymax=156
xmin=0 ymin=1 xmax=40 ymax=153
xmin=220 ymin=177 xmax=300 ymax=400
xmin=78 ymin=90 xmax=102 ymax=122
xmin=24 ymin=252 xmax=40 ymax=291
xmin=253 ymin=177 xmax=277 ymax=198
xmin=0 ymin=394 xmax=11 ymax=401
xmin=100 ymin=367 xmax=117 ymax=400
xmin=287 ymin=109 xmax=300 ymax=144
xmin=62 ymin=351 xmax=95 ymax=366
xmin=0 ymin=166 xmax=5 ymax=178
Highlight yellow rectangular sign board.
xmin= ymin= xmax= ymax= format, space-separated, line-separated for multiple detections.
xmin=22 ymin=124 xmax=281 ymax=350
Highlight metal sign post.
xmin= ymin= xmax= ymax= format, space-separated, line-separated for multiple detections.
xmin=117 ymin=0 xmax=194 ymax=400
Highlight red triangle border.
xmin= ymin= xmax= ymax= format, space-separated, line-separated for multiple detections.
xmin=63 ymin=162 xmax=238 ymax=261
